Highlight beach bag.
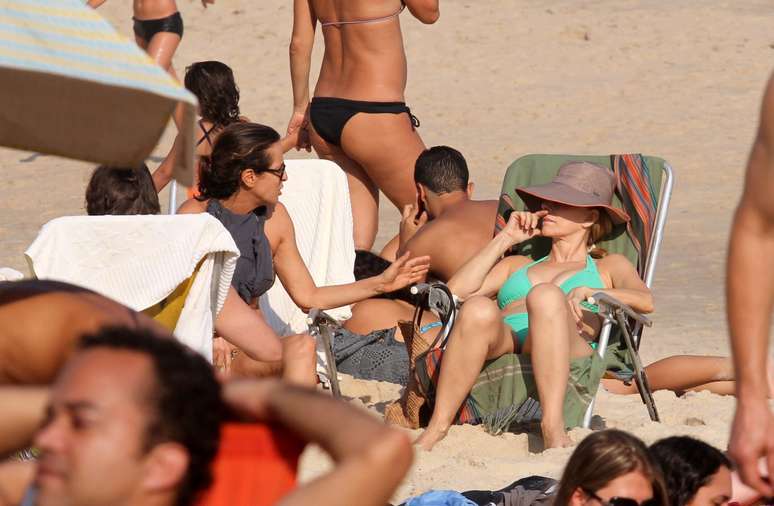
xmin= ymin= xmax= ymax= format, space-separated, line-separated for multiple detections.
xmin=332 ymin=326 xmax=409 ymax=385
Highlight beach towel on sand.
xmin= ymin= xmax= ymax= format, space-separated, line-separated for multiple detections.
xmin=25 ymin=214 xmax=239 ymax=361
xmin=416 ymin=347 xmax=609 ymax=430
xmin=258 ymin=160 xmax=355 ymax=335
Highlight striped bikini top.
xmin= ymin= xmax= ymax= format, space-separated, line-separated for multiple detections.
xmin=497 ymin=255 xmax=605 ymax=310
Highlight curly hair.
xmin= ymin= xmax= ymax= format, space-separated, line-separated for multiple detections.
xmin=85 ymin=164 xmax=160 ymax=216
xmin=196 ymin=122 xmax=281 ymax=201
xmin=185 ymin=61 xmax=240 ymax=129
xmin=554 ymin=430 xmax=668 ymax=506
xmin=79 ymin=327 xmax=223 ymax=506
xmin=650 ymin=436 xmax=732 ymax=506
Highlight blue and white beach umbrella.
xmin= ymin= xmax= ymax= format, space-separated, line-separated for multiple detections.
xmin=0 ymin=0 xmax=197 ymax=185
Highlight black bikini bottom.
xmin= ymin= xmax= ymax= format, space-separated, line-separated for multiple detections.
xmin=132 ymin=12 xmax=184 ymax=43
xmin=309 ymin=97 xmax=420 ymax=147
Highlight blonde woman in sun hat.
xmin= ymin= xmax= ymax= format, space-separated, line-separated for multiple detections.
xmin=416 ymin=161 xmax=654 ymax=451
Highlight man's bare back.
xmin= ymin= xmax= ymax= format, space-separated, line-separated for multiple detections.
xmin=0 ymin=280 xmax=165 ymax=384
xmin=401 ymin=199 xmax=498 ymax=281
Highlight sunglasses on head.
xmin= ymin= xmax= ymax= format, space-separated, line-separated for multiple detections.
xmin=583 ymin=488 xmax=656 ymax=506
xmin=264 ymin=162 xmax=286 ymax=179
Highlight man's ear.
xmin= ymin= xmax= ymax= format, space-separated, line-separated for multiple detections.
xmin=467 ymin=182 xmax=475 ymax=198
xmin=142 ymin=442 xmax=189 ymax=494
xmin=417 ymin=184 xmax=428 ymax=203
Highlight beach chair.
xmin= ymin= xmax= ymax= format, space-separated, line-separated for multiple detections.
xmin=404 ymin=154 xmax=673 ymax=430
xmin=25 ymin=214 xmax=240 ymax=360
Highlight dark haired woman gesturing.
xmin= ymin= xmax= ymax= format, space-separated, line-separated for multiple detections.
xmin=179 ymin=122 xmax=430 ymax=374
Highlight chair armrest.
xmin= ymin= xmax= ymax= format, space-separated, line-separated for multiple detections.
xmin=306 ymin=308 xmax=339 ymax=328
xmin=590 ymin=292 xmax=652 ymax=327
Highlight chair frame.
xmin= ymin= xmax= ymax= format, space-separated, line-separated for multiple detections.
xmin=410 ymin=161 xmax=674 ymax=428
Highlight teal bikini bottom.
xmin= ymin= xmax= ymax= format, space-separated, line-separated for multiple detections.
xmin=503 ymin=312 xmax=598 ymax=351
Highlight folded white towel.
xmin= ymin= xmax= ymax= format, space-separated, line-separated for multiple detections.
xmin=25 ymin=214 xmax=240 ymax=360
xmin=259 ymin=159 xmax=355 ymax=335
xmin=0 ymin=268 xmax=24 ymax=281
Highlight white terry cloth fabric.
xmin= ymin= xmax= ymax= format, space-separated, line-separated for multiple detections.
xmin=25 ymin=214 xmax=240 ymax=361
xmin=259 ymin=159 xmax=356 ymax=336
xmin=0 ymin=268 xmax=24 ymax=281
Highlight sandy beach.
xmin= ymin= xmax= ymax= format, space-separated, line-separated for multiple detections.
xmin=2 ymin=0 xmax=774 ymax=502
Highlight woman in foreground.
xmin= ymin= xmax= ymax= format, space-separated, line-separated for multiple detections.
xmin=554 ymin=429 xmax=666 ymax=506
xmin=178 ymin=122 xmax=430 ymax=374
xmin=288 ymin=0 xmax=439 ymax=250
xmin=417 ymin=162 xmax=653 ymax=450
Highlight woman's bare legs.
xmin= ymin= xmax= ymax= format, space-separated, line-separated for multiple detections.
xmin=342 ymin=111 xmax=425 ymax=213
xmin=602 ymin=355 xmax=774 ymax=397
xmin=142 ymin=32 xmax=184 ymax=127
xmin=522 ymin=283 xmax=594 ymax=449
xmin=310 ymin=127 xmax=379 ymax=250
xmin=416 ymin=296 xmax=515 ymax=451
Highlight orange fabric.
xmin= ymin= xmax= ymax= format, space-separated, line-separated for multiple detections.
xmin=196 ymin=423 xmax=306 ymax=506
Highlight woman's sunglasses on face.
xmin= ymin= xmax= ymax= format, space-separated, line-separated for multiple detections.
xmin=583 ymin=488 xmax=656 ymax=506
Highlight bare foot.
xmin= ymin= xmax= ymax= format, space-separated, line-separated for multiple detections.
xmin=415 ymin=426 xmax=448 ymax=451
xmin=541 ymin=423 xmax=573 ymax=449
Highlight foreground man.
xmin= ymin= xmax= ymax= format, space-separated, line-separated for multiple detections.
xmin=0 ymin=327 xmax=412 ymax=505
xmin=727 ymin=72 xmax=774 ymax=497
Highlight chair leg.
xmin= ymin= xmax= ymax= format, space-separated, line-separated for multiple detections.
xmin=615 ymin=311 xmax=659 ymax=422
xmin=320 ymin=324 xmax=341 ymax=398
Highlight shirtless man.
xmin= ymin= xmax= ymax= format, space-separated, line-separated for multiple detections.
xmin=347 ymin=146 xmax=497 ymax=336
xmin=380 ymin=146 xmax=498 ymax=281
xmin=0 ymin=327 xmax=412 ymax=506
xmin=0 ymin=280 xmax=312 ymax=388
xmin=727 ymin=72 xmax=774 ymax=498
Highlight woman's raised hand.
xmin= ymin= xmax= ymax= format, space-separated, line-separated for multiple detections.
xmin=379 ymin=251 xmax=431 ymax=293
xmin=500 ymin=210 xmax=548 ymax=246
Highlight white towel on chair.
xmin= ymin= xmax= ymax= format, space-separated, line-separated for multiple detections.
xmin=259 ymin=159 xmax=355 ymax=335
xmin=25 ymin=214 xmax=239 ymax=361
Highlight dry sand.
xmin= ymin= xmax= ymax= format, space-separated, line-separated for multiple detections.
xmin=2 ymin=0 xmax=774 ymax=502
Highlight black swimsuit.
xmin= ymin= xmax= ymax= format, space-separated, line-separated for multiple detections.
xmin=132 ymin=11 xmax=184 ymax=44
xmin=206 ymin=200 xmax=275 ymax=305
xmin=309 ymin=97 xmax=420 ymax=147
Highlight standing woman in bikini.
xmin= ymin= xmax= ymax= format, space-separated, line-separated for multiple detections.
xmin=88 ymin=0 xmax=183 ymax=83
xmin=288 ymin=0 xmax=440 ymax=250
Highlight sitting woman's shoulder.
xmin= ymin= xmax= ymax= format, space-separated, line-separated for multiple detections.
xmin=177 ymin=198 xmax=208 ymax=214
xmin=596 ymin=253 xmax=637 ymax=272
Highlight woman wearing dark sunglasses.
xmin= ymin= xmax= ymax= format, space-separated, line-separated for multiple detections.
xmin=179 ymin=122 xmax=430 ymax=376
xmin=553 ymin=430 xmax=667 ymax=506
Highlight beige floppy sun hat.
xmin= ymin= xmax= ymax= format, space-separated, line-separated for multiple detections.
xmin=515 ymin=161 xmax=630 ymax=224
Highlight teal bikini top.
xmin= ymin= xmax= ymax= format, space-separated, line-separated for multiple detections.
xmin=497 ymin=255 xmax=605 ymax=310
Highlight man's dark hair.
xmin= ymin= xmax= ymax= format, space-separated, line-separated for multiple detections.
xmin=85 ymin=164 xmax=161 ymax=216
xmin=79 ymin=327 xmax=223 ymax=506
xmin=650 ymin=436 xmax=733 ymax=506
xmin=414 ymin=146 xmax=469 ymax=194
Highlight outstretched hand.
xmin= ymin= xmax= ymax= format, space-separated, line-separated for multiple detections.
xmin=501 ymin=210 xmax=547 ymax=246
xmin=379 ymin=251 xmax=430 ymax=293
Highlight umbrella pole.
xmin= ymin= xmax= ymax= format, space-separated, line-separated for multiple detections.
xmin=168 ymin=180 xmax=178 ymax=215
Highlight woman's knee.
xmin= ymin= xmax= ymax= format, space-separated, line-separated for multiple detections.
xmin=459 ymin=296 xmax=501 ymax=329
xmin=526 ymin=283 xmax=567 ymax=313
xmin=282 ymin=333 xmax=316 ymax=364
